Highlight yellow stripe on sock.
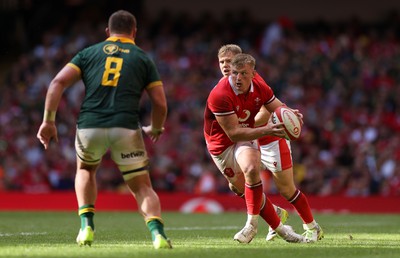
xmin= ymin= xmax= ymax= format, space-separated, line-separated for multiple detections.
xmin=145 ymin=216 xmax=164 ymax=225
xmin=78 ymin=207 xmax=96 ymax=215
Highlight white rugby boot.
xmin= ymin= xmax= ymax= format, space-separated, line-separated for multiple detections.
xmin=266 ymin=206 xmax=289 ymax=241
xmin=303 ymin=223 xmax=324 ymax=243
xmin=234 ymin=223 xmax=257 ymax=243
xmin=275 ymin=223 xmax=306 ymax=243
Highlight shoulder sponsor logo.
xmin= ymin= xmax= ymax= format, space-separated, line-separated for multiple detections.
xmin=103 ymin=44 xmax=118 ymax=54
xmin=103 ymin=44 xmax=130 ymax=55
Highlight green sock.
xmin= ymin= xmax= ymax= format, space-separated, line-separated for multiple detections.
xmin=78 ymin=204 xmax=95 ymax=230
xmin=147 ymin=219 xmax=167 ymax=241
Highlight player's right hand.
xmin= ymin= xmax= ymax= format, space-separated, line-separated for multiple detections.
xmin=142 ymin=125 xmax=164 ymax=143
xmin=37 ymin=122 xmax=58 ymax=149
xmin=265 ymin=116 xmax=286 ymax=138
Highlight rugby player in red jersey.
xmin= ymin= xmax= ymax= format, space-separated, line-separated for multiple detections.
xmin=204 ymin=52 xmax=305 ymax=243
xmin=213 ymin=44 xmax=323 ymax=243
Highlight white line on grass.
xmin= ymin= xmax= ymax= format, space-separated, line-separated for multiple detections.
xmin=166 ymin=226 xmax=240 ymax=231
xmin=0 ymin=232 xmax=48 ymax=237
xmin=329 ymin=221 xmax=397 ymax=226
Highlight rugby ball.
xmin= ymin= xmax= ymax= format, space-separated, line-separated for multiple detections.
xmin=271 ymin=106 xmax=302 ymax=140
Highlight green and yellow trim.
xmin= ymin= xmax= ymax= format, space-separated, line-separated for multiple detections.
xmin=146 ymin=216 xmax=164 ymax=225
xmin=106 ymin=36 xmax=135 ymax=45
xmin=67 ymin=63 xmax=81 ymax=75
xmin=78 ymin=204 xmax=95 ymax=215
xmin=146 ymin=81 xmax=163 ymax=90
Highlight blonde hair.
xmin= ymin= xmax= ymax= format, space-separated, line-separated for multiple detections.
xmin=218 ymin=44 xmax=242 ymax=58
xmin=231 ymin=53 xmax=256 ymax=69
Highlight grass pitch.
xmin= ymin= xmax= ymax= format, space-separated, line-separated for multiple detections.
xmin=0 ymin=211 xmax=399 ymax=258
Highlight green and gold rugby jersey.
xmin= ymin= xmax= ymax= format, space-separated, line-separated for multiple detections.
xmin=68 ymin=36 xmax=162 ymax=129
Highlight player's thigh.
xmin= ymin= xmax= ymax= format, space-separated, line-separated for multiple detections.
xmin=108 ymin=127 xmax=150 ymax=180
xmin=210 ymin=145 xmax=243 ymax=186
xmin=235 ymin=142 xmax=261 ymax=174
xmin=75 ymin=128 xmax=109 ymax=165
xmin=260 ymin=138 xmax=293 ymax=173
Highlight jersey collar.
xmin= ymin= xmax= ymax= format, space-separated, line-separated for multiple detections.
xmin=106 ymin=36 xmax=136 ymax=45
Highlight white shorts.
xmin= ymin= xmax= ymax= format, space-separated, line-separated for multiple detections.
xmin=75 ymin=127 xmax=149 ymax=179
xmin=259 ymin=138 xmax=293 ymax=173
xmin=210 ymin=141 xmax=258 ymax=184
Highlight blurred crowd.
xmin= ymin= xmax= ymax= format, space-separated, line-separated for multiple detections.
xmin=0 ymin=6 xmax=399 ymax=197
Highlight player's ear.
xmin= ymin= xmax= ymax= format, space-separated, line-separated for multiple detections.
xmin=105 ymin=27 xmax=110 ymax=37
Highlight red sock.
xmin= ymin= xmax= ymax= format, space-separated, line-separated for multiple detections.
xmin=244 ymin=182 xmax=263 ymax=215
xmin=259 ymin=195 xmax=281 ymax=230
xmin=289 ymin=189 xmax=314 ymax=224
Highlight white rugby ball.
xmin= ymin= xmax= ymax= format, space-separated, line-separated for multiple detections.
xmin=271 ymin=106 xmax=302 ymax=140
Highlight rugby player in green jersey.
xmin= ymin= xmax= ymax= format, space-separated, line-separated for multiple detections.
xmin=37 ymin=10 xmax=171 ymax=249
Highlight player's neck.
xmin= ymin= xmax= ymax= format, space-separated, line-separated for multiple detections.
xmin=110 ymin=33 xmax=134 ymax=40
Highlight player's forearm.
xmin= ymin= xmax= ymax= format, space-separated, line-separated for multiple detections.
xmin=254 ymin=105 xmax=271 ymax=127
xmin=254 ymin=111 xmax=270 ymax=127
xmin=42 ymin=81 xmax=65 ymax=121
xmin=43 ymin=65 xmax=78 ymax=121
xmin=45 ymin=86 xmax=63 ymax=110
xmin=146 ymin=85 xmax=167 ymax=131
xmin=150 ymin=103 xmax=167 ymax=130
xmin=227 ymin=126 xmax=271 ymax=142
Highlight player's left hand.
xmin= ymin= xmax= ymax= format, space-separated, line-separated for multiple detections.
xmin=291 ymin=109 xmax=304 ymax=125
xmin=37 ymin=121 xmax=58 ymax=149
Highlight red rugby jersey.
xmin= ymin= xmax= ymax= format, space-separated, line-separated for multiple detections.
xmin=204 ymin=73 xmax=275 ymax=155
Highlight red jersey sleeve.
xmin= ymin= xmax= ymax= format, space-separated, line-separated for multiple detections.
xmin=204 ymin=78 xmax=236 ymax=155
xmin=207 ymin=89 xmax=235 ymax=116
